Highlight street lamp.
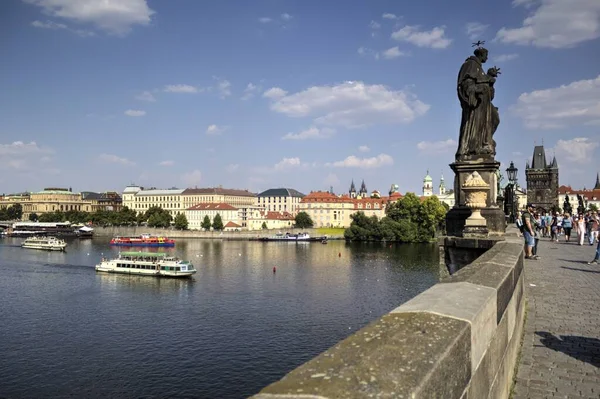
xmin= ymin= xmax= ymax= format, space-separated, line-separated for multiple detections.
xmin=505 ymin=161 xmax=518 ymax=223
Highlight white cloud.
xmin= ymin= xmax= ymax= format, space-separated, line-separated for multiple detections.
xmin=226 ymin=164 xmax=239 ymax=173
xmin=0 ymin=141 xmax=57 ymax=174
xmin=268 ymin=81 xmax=430 ymax=128
xmin=282 ymin=127 xmax=335 ymax=140
xmin=124 ymin=109 xmax=145 ymax=117
xmin=369 ymin=20 xmax=381 ymax=30
xmin=358 ymin=145 xmax=370 ymax=153
xmin=99 ymin=153 xmax=135 ymax=165
xmin=357 ymin=47 xmax=380 ymax=60
xmin=158 ymin=160 xmax=174 ymax=166
xmin=327 ymin=154 xmax=394 ymax=169
xmin=31 ymin=19 xmax=94 ymax=37
xmin=206 ymin=124 xmax=227 ymax=135
xmin=495 ymin=0 xmax=600 ymax=48
xmin=135 ymin=90 xmax=156 ymax=102
xmin=214 ymin=78 xmax=231 ymax=98
xmin=274 ymin=157 xmax=301 ymax=171
xmin=280 ymin=13 xmax=292 ymax=21
xmin=241 ymin=83 xmax=260 ymax=100
xmin=323 ymin=173 xmax=340 ymax=188
xmin=416 ymin=139 xmax=457 ymax=154
xmin=24 ymin=0 xmax=155 ymax=36
xmin=181 ymin=170 xmax=202 ymax=187
xmin=0 ymin=141 xmax=53 ymax=156
xmin=512 ymin=74 xmax=600 ymax=129
xmin=382 ymin=13 xmax=398 ymax=20
xmin=554 ymin=137 xmax=599 ymax=164
xmin=258 ymin=17 xmax=272 ymax=23
xmin=263 ymin=87 xmax=288 ymax=99
xmin=164 ymin=84 xmax=199 ymax=93
xmin=465 ymin=22 xmax=489 ymax=40
xmin=391 ymin=25 xmax=452 ymax=49
xmin=493 ymin=53 xmax=519 ymax=62
xmin=382 ymin=46 xmax=406 ymax=59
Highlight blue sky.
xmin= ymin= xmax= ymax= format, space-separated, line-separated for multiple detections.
xmin=1 ymin=0 xmax=599 ymax=196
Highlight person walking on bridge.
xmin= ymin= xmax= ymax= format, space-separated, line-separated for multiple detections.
xmin=576 ymin=213 xmax=586 ymax=246
xmin=588 ymin=235 xmax=600 ymax=265
xmin=522 ymin=204 xmax=539 ymax=260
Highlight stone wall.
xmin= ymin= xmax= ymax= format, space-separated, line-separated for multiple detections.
xmin=251 ymin=237 xmax=525 ymax=399
xmin=92 ymin=226 xmax=339 ymax=240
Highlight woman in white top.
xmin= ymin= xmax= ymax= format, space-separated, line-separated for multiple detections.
xmin=576 ymin=214 xmax=586 ymax=245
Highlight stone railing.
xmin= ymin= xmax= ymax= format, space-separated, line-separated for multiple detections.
xmin=251 ymin=237 xmax=525 ymax=398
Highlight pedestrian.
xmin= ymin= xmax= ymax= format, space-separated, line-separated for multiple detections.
xmin=522 ymin=203 xmax=539 ymax=260
xmin=562 ymin=212 xmax=573 ymax=242
xmin=550 ymin=212 xmax=559 ymax=242
xmin=588 ymin=236 xmax=600 ymax=265
xmin=576 ymin=213 xmax=586 ymax=246
xmin=586 ymin=211 xmax=595 ymax=245
xmin=590 ymin=212 xmax=599 ymax=244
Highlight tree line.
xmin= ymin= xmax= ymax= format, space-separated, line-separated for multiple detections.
xmin=344 ymin=193 xmax=448 ymax=243
xmin=0 ymin=204 xmax=23 ymax=221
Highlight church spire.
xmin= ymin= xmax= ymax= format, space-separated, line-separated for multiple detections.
xmin=595 ymin=172 xmax=600 ymax=190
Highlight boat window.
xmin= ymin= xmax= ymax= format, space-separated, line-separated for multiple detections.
xmin=175 ymin=267 xmax=180 ymax=271
xmin=160 ymin=266 xmax=166 ymax=270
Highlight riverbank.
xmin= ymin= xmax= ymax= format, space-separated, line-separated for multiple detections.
xmin=92 ymin=226 xmax=346 ymax=240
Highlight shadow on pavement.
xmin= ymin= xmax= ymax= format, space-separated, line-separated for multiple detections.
xmin=561 ymin=266 xmax=600 ymax=274
xmin=557 ymin=259 xmax=593 ymax=264
xmin=535 ymin=332 xmax=600 ymax=367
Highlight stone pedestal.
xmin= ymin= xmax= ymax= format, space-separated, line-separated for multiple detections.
xmin=446 ymin=160 xmax=506 ymax=237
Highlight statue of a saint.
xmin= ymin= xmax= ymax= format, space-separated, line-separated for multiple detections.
xmin=456 ymin=47 xmax=501 ymax=161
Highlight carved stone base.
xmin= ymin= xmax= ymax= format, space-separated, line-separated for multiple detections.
xmin=446 ymin=160 xmax=506 ymax=237
xmin=463 ymin=225 xmax=489 ymax=238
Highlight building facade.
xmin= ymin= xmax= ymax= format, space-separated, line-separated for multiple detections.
xmin=246 ymin=210 xmax=295 ymax=231
xmin=185 ymin=203 xmax=241 ymax=230
xmin=558 ymin=173 xmax=600 ymax=213
xmin=256 ymin=188 xmax=305 ymax=215
xmin=422 ymin=171 xmax=433 ymax=197
xmin=525 ymin=145 xmax=559 ymax=211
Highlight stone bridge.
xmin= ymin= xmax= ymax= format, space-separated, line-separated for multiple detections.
xmin=251 ymin=229 xmax=600 ymax=398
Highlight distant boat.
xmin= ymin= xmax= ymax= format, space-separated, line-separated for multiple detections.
xmin=110 ymin=233 xmax=175 ymax=247
xmin=21 ymin=236 xmax=67 ymax=251
xmin=95 ymin=251 xmax=196 ymax=278
xmin=257 ymin=232 xmax=328 ymax=242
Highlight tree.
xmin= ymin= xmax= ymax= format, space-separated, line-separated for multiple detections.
xmin=145 ymin=206 xmax=172 ymax=228
xmin=295 ymin=211 xmax=313 ymax=229
xmin=589 ymin=203 xmax=599 ymax=212
xmin=261 ymin=221 xmax=268 ymax=229
xmin=5 ymin=204 xmax=23 ymax=220
xmin=29 ymin=212 xmax=38 ymax=222
xmin=212 ymin=213 xmax=224 ymax=231
xmin=174 ymin=213 xmax=188 ymax=230
xmin=201 ymin=215 xmax=211 ymax=230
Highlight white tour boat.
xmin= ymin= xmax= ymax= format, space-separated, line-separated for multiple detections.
xmin=21 ymin=236 xmax=67 ymax=251
xmin=95 ymin=251 xmax=197 ymax=278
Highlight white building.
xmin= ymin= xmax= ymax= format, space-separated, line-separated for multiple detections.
xmin=185 ymin=203 xmax=241 ymax=230
xmin=256 ymin=188 xmax=305 ymax=215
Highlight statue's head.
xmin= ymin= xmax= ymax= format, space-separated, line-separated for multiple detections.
xmin=474 ymin=47 xmax=488 ymax=63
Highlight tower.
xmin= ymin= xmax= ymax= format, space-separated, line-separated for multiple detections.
xmin=349 ymin=180 xmax=356 ymax=199
xmin=359 ymin=179 xmax=368 ymax=198
xmin=595 ymin=172 xmax=600 ymax=190
xmin=525 ymin=145 xmax=559 ymax=211
xmin=423 ymin=170 xmax=433 ymax=197
xmin=439 ymin=173 xmax=446 ymax=195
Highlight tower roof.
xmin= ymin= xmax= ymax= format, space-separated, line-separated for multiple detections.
xmin=350 ymin=179 xmax=356 ymax=192
xmin=423 ymin=170 xmax=432 ymax=182
xmin=595 ymin=172 xmax=600 ymax=190
xmin=530 ymin=145 xmax=547 ymax=169
xmin=550 ymin=156 xmax=558 ymax=168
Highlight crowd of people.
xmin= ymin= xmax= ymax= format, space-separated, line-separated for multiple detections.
xmin=517 ymin=203 xmax=600 ymax=264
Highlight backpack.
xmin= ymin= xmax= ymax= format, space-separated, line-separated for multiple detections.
xmin=516 ymin=218 xmax=524 ymax=232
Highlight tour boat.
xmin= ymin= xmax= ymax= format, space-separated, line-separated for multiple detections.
xmin=21 ymin=236 xmax=67 ymax=251
xmin=257 ymin=232 xmax=328 ymax=242
xmin=95 ymin=252 xmax=196 ymax=278
xmin=109 ymin=233 xmax=175 ymax=247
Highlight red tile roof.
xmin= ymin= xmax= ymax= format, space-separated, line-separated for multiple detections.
xmin=182 ymin=187 xmax=256 ymax=197
xmin=186 ymin=203 xmax=239 ymax=211
xmin=224 ymin=221 xmax=242 ymax=228
xmin=265 ymin=211 xmax=294 ymax=220
xmin=558 ymin=185 xmax=600 ymax=198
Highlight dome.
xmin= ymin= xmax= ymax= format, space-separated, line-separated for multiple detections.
xmin=423 ymin=170 xmax=433 ymax=182
xmin=123 ymin=185 xmax=142 ymax=194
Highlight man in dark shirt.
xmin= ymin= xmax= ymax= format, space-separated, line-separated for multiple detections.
xmin=522 ymin=203 xmax=539 ymax=260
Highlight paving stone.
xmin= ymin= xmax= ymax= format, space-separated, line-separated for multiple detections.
xmin=513 ymin=235 xmax=600 ymax=398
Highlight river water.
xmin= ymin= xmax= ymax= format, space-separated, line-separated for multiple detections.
xmin=0 ymin=236 xmax=438 ymax=398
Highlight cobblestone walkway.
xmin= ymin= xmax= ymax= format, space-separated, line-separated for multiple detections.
xmin=513 ymin=235 xmax=600 ymax=398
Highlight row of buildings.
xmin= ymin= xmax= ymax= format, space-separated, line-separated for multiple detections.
xmin=0 ymin=172 xmax=451 ymax=230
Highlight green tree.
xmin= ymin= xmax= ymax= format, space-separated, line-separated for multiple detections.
xmin=294 ymin=211 xmax=313 ymax=229
xmin=212 ymin=213 xmax=224 ymax=231
xmin=261 ymin=221 xmax=268 ymax=229
xmin=589 ymin=203 xmax=599 ymax=212
xmin=201 ymin=215 xmax=211 ymax=230
xmin=174 ymin=213 xmax=188 ymax=230
xmin=6 ymin=204 xmax=23 ymax=220
xmin=29 ymin=212 xmax=38 ymax=222
xmin=144 ymin=206 xmax=172 ymax=228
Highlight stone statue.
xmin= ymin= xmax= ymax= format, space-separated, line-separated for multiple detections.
xmin=456 ymin=45 xmax=501 ymax=161
xmin=563 ymin=194 xmax=572 ymax=215
xmin=577 ymin=194 xmax=585 ymax=215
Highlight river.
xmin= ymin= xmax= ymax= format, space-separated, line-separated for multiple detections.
xmin=0 ymin=236 xmax=438 ymax=398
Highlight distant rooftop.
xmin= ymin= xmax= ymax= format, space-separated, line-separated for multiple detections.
xmin=182 ymin=187 xmax=256 ymax=197
xmin=257 ymin=188 xmax=305 ymax=198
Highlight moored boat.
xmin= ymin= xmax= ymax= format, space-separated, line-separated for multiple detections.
xmin=110 ymin=233 xmax=175 ymax=247
xmin=95 ymin=252 xmax=196 ymax=278
xmin=21 ymin=236 xmax=67 ymax=251
xmin=257 ymin=232 xmax=328 ymax=242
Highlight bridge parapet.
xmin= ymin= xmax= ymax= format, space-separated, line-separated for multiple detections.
xmin=251 ymin=239 xmax=524 ymax=399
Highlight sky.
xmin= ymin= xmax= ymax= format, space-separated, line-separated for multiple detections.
xmin=1 ymin=0 xmax=599 ymax=196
